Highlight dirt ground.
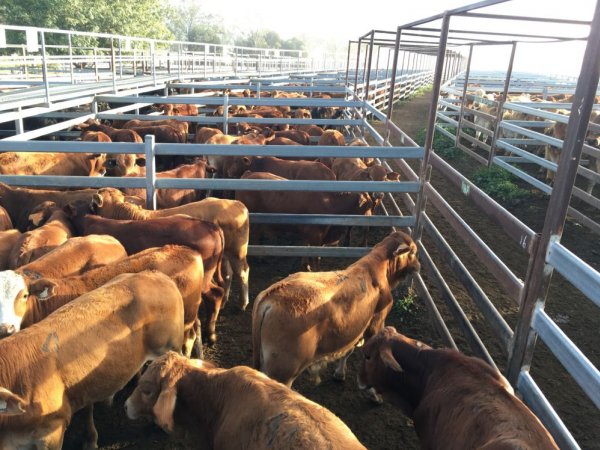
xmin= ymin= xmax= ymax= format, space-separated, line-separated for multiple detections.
xmin=63 ymin=91 xmax=599 ymax=449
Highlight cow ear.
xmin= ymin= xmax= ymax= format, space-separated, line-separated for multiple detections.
xmin=29 ymin=279 xmax=57 ymax=301
xmin=206 ymin=165 xmax=217 ymax=174
xmin=387 ymin=172 xmax=400 ymax=181
xmin=63 ymin=203 xmax=77 ymax=218
xmin=89 ymin=153 xmax=103 ymax=159
xmin=242 ymin=157 xmax=251 ymax=166
xmin=28 ymin=210 xmax=45 ymax=228
xmin=153 ymin=386 xmax=177 ymax=433
xmin=392 ymin=243 xmax=410 ymax=257
xmin=135 ymin=157 xmax=147 ymax=167
xmin=92 ymin=193 xmax=104 ymax=209
xmin=379 ymin=346 xmax=403 ymax=373
xmin=0 ymin=387 xmax=26 ymax=415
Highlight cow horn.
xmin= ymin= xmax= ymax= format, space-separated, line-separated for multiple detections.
xmin=379 ymin=346 xmax=403 ymax=373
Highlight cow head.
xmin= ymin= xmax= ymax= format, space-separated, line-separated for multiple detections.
xmin=87 ymin=153 xmax=107 ymax=177
xmin=358 ymin=326 xmax=429 ymax=414
xmin=0 ymin=270 xmax=28 ymax=338
xmin=27 ymin=201 xmax=59 ymax=230
xmin=0 ymin=387 xmax=26 ymax=415
xmin=125 ymin=351 xmax=216 ymax=432
xmin=293 ymin=108 xmax=312 ymax=120
xmin=103 ymin=154 xmax=146 ymax=177
xmin=377 ymin=232 xmax=420 ymax=289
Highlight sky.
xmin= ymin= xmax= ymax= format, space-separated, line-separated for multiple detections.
xmin=174 ymin=0 xmax=597 ymax=77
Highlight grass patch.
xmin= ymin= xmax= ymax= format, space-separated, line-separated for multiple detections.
xmin=472 ymin=166 xmax=529 ymax=204
xmin=389 ymin=286 xmax=418 ymax=323
xmin=415 ymin=128 xmax=464 ymax=160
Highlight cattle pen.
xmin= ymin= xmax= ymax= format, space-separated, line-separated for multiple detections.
xmin=0 ymin=0 xmax=599 ymax=449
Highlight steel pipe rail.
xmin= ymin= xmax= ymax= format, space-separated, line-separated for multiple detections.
xmin=249 ymin=213 xmax=415 ymax=227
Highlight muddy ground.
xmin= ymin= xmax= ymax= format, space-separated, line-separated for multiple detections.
xmin=64 ymin=90 xmax=599 ymax=449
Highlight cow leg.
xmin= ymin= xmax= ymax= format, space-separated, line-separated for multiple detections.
xmin=38 ymin=421 xmax=67 ymax=450
xmin=333 ymin=348 xmax=355 ymax=381
xmin=584 ymin=156 xmax=599 ymax=194
xmin=81 ymin=403 xmax=99 ymax=449
xmin=190 ymin=317 xmax=204 ymax=359
xmin=230 ymin=256 xmax=250 ymax=311
xmin=202 ymin=285 xmax=224 ymax=345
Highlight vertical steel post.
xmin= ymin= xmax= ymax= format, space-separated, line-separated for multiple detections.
xmin=111 ymin=39 xmax=117 ymax=93
xmin=144 ymin=135 xmax=157 ymax=210
xmin=413 ymin=13 xmax=451 ymax=241
xmin=223 ymin=94 xmax=229 ymax=135
xmin=204 ymin=44 xmax=208 ymax=78
xmin=507 ymin=1 xmax=600 ymax=386
xmin=93 ymin=47 xmax=99 ymax=81
xmin=152 ymin=43 xmax=157 ymax=86
xmin=118 ymin=38 xmax=123 ymax=79
xmin=345 ymin=41 xmax=352 ymax=86
xmin=488 ymin=41 xmax=517 ymax=166
xmin=455 ymin=44 xmax=474 ymax=148
xmin=385 ymin=28 xmax=402 ymax=121
xmin=178 ymin=43 xmax=182 ymax=79
xmin=353 ymin=38 xmax=362 ymax=98
xmin=68 ymin=33 xmax=74 ymax=84
xmin=364 ymin=32 xmax=375 ymax=104
xmin=40 ymin=31 xmax=51 ymax=106
xmin=22 ymin=46 xmax=28 ymax=80
xmin=15 ymin=107 xmax=23 ymax=135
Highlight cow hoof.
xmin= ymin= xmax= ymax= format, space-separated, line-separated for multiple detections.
xmin=83 ymin=441 xmax=98 ymax=450
xmin=208 ymin=333 xmax=217 ymax=346
xmin=240 ymin=302 xmax=249 ymax=312
xmin=366 ymin=387 xmax=384 ymax=405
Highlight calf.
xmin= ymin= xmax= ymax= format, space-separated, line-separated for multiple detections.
xmin=125 ymin=352 xmax=366 ymax=450
xmin=252 ymin=231 xmax=420 ymax=387
xmin=92 ymin=188 xmax=251 ymax=312
xmin=66 ymin=202 xmax=225 ymax=344
xmin=318 ymin=129 xmax=345 ymax=146
xmin=121 ymin=118 xmax=189 ymax=136
xmin=0 ymin=271 xmax=184 ymax=450
xmin=20 ymin=245 xmax=204 ymax=357
xmin=358 ymin=327 xmax=558 ymax=450
xmin=8 ymin=202 xmax=74 ymax=269
xmin=0 ymin=152 xmax=106 ymax=177
xmin=273 ymin=129 xmax=311 ymax=145
xmin=0 ymin=234 xmax=127 ymax=338
xmin=78 ymin=119 xmax=143 ymax=142
xmin=194 ymin=126 xmax=223 ymax=144
xmin=81 ymin=130 xmax=111 ymax=142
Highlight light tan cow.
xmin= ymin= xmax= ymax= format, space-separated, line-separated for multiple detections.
xmin=19 ymin=245 xmax=204 ymax=357
xmin=92 ymin=188 xmax=251 ymax=310
xmin=252 ymin=231 xmax=420 ymax=387
xmin=125 ymin=352 xmax=366 ymax=450
xmin=0 ymin=271 xmax=184 ymax=450
xmin=8 ymin=202 xmax=74 ymax=269
xmin=0 ymin=235 xmax=127 ymax=338
xmin=0 ymin=152 xmax=106 ymax=177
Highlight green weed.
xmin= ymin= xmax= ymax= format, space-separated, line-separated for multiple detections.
xmin=472 ymin=166 xmax=529 ymax=204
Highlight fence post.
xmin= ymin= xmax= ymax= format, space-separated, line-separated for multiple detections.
xmin=68 ymin=33 xmax=74 ymax=84
xmin=223 ymin=94 xmax=229 ymax=135
xmin=111 ymin=38 xmax=117 ymax=93
xmin=204 ymin=45 xmax=208 ymax=78
xmin=40 ymin=31 xmax=51 ymax=106
xmin=93 ymin=47 xmax=99 ymax=81
xmin=144 ymin=134 xmax=157 ymax=210
xmin=455 ymin=44 xmax=474 ymax=148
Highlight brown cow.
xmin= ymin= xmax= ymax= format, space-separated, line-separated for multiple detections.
xmin=125 ymin=352 xmax=366 ymax=450
xmin=121 ymin=159 xmax=215 ymax=209
xmin=227 ymin=156 xmax=336 ymax=180
xmin=332 ymin=158 xmax=399 ymax=183
xmin=0 ymin=206 xmax=13 ymax=231
xmin=273 ymin=129 xmax=311 ymax=145
xmin=121 ymin=118 xmax=189 ymax=136
xmin=0 ymin=183 xmax=99 ymax=232
xmin=81 ymin=131 xmax=111 ymax=142
xmin=92 ymin=188 xmax=251 ymax=311
xmin=153 ymin=103 xmax=198 ymax=117
xmin=127 ymin=125 xmax=186 ymax=144
xmin=0 ymin=152 xmax=106 ymax=177
xmin=358 ymin=327 xmax=558 ymax=450
xmin=20 ymin=245 xmax=204 ymax=357
xmin=0 ymin=271 xmax=184 ymax=450
xmin=194 ymin=126 xmax=223 ymax=144
xmin=318 ymin=129 xmax=346 ymax=146
xmin=0 ymin=230 xmax=21 ymax=272
xmin=66 ymin=202 xmax=225 ymax=344
xmin=252 ymin=231 xmax=420 ymax=387
xmin=78 ymin=119 xmax=143 ymax=142
xmin=0 ymin=234 xmax=127 ymax=337
xmin=8 ymin=202 xmax=74 ymax=269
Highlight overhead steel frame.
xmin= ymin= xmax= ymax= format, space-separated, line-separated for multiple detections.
xmin=350 ymin=1 xmax=600 ymax=448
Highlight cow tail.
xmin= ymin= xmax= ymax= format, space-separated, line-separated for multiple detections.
xmin=251 ymin=293 xmax=270 ymax=370
xmin=214 ymin=226 xmax=225 ymax=287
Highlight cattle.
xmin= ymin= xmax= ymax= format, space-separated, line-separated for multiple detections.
xmin=81 ymin=130 xmax=111 ymax=142
xmin=226 ymin=155 xmax=336 ymax=180
xmin=252 ymin=231 xmax=419 ymax=387
xmin=92 ymin=188 xmax=251 ymax=312
xmin=114 ymin=159 xmax=215 ymax=209
xmin=121 ymin=118 xmax=189 ymax=136
xmin=293 ymin=108 xmax=312 ymax=119
xmin=0 ymin=206 xmax=13 ymax=231
xmin=65 ymin=202 xmax=225 ymax=344
xmin=19 ymin=245 xmax=204 ymax=357
xmin=332 ymin=158 xmax=399 ymax=183
xmin=0 ymin=152 xmax=106 ymax=177
xmin=357 ymin=327 xmax=558 ymax=450
xmin=125 ymin=352 xmax=366 ymax=450
xmin=318 ymin=129 xmax=346 ymax=146
xmin=267 ymin=136 xmax=302 ymax=146
xmin=0 ymin=230 xmax=21 ymax=272
xmin=103 ymin=153 xmax=147 ymax=177
xmin=0 ymin=271 xmax=184 ymax=450
xmin=297 ymin=124 xmax=324 ymax=139
xmin=126 ymin=124 xmax=186 ymax=144
xmin=233 ymin=128 xmax=275 ymax=145
xmin=0 ymin=234 xmax=127 ymax=338
xmin=153 ymin=103 xmax=199 ymax=117
xmin=78 ymin=119 xmax=143 ymax=142
xmin=193 ymin=126 xmax=223 ymax=144
xmin=8 ymin=202 xmax=74 ymax=269
xmin=273 ymin=129 xmax=311 ymax=145
xmin=0 ymin=183 xmax=99 ymax=232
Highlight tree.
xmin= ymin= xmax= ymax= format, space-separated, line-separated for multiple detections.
xmin=166 ymin=4 xmax=228 ymax=45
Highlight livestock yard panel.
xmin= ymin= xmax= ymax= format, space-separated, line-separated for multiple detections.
xmin=0 ymin=1 xmax=599 ymax=449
